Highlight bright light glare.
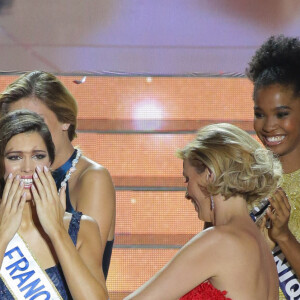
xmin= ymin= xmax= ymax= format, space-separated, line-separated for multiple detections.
xmin=132 ymin=100 xmax=164 ymax=131
xmin=133 ymin=100 xmax=163 ymax=120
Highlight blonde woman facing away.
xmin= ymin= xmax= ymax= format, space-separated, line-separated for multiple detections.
xmin=125 ymin=123 xmax=281 ymax=300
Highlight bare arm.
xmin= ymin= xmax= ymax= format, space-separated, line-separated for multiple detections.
xmin=124 ymin=230 xmax=220 ymax=300
xmin=51 ymin=217 xmax=109 ymax=300
xmin=32 ymin=166 xmax=108 ymax=300
xmin=76 ymin=166 xmax=116 ymax=251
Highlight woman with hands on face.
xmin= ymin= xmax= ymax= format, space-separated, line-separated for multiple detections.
xmin=246 ymin=35 xmax=300 ymax=299
xmin=0 ymin=110 xmax=108 ymax=300
xmin=0 ymin=71 xmax=116 ymax=280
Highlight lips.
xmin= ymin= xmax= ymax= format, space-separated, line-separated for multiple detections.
xmin=263 ymin=135 xmax=286 ymax=146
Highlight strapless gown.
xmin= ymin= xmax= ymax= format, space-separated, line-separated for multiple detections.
xmin=180 ymin=281 xmax=231 ymax=300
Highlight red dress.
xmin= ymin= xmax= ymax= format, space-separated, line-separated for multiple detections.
xmin=180 ymin=281 xmax=231 ymax=300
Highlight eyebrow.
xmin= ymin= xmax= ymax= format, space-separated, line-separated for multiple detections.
xmin=254 ymin=105 xmax=291 ymax=110
xmin=4 ymin=150 xmax=47 ymax=155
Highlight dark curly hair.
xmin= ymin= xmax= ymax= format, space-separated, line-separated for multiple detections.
xmin=246 ymin=35 xmax=300 ymax=99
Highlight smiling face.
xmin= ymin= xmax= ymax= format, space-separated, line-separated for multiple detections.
xmin=4 ymin=131 xmax=51 ymax=201
xmin=183 ymin=159 xmax=211 ymax=221
xmin=254 ymin=84 xmax=300 ymax=162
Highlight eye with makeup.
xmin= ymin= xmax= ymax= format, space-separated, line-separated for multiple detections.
xmin=254 ymin=110 xmax=264 ymax=119
xmin=5 ymin=152 xmax=48 ymax=161
xmin=5 ymin=154 xmax=22 ymax=161
xmin=32 ymin=153 xmax=48 ymax=160
xmin=276 ymin=111 xmax=289 ymax=119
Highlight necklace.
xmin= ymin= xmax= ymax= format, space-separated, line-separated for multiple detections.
xmin=59 ymin=148 xmax=82 ymax=192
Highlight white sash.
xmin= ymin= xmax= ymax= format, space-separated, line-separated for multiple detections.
xmin=0 ymin=233 xmax=62 ymax=299
xmin=273 ymin=245 xmax=300 ymax=300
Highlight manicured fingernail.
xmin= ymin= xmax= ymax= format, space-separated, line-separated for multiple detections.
xmin=22 ymin=192 xmax=27 ymax=198
xmin=44 ymin=166 xmax=48 ymax=172
xmin=33 ymin=173 xmax=38 ymax=179
xmin=16 ymin=175 xmax=20 ymax=180
xmin=36 ymin=166 xmax=41 ymax=172
xmin=8 ymin=173 xmax=12 ymax=179
xmin=20 ymin=181 xmax=24 ymax=187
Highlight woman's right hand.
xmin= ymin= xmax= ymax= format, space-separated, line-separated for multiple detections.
xmin=266 ymin=188 xmax=291 ymax=243
xmin=0 ymin=174 xmax=26 ymax=245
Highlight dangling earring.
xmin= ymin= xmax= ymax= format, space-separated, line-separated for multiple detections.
xmin=210 ymin=195 xmax=214 ymax=210
xmin=185 ymin=190 xmax=191 ymax=200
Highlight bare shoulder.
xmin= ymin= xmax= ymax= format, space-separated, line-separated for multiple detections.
xmin=189 ymin=227 xmax=229 ymax=247
xmin=213 ymin=224 xmax=261 ymax=262
xmin=74 ymin=154 xmax=115 ymax=207
xmin=78 ymin=155 xmax=113 ymax=182
xmin=189 ymin=226 xmax=252 ymax=259
xmin=181 ymin=227 xmax=230 ymax=258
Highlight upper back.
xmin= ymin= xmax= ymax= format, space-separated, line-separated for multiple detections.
xmin=208 ymin=219 xmax=278 ymax=300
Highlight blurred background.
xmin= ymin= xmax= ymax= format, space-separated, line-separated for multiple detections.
xmin=0 ymin=1 xmax=299 ymax=298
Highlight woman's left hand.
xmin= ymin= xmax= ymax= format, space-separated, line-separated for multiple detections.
xmin=266 ymin=188 xmax=291 ymax=243
xmin=31 ymin=165 xmax=66 ymax=238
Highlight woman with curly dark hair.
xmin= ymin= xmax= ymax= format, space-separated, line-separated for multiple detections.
xmin=246 ymin=35 xmax=300 ymax=299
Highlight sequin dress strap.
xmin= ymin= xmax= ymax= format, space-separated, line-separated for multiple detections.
xmin=68 ymin=211 xmax=83 ymax=245
xmin=52 ymin=149 xmax=78 ymax=214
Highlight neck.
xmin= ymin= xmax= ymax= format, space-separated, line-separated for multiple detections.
xmin=212 ymin=194 xmax=250 ymax=226
xmin=52 ymin=141 xmax=75 ymax=170
xmin=279 ymin=152 xmax=300 ymax=174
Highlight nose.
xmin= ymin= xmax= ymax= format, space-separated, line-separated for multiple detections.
xmin=262 ymin=116 xmax=277 ymax=133
xmin=21 ymin=157 xmax=35 ymax=173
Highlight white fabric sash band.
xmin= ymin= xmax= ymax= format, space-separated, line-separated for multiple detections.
xmin=273 ymin=245 xmax=300 ymax=299
xmin=0 ymin=233 xmax=62 ymax=299
xmin=251 ymin=202 xmax=300 ymax=299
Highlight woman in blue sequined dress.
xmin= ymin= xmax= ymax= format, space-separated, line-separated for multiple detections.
xmin=0 ymin=71 xmax=116 ymax=279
